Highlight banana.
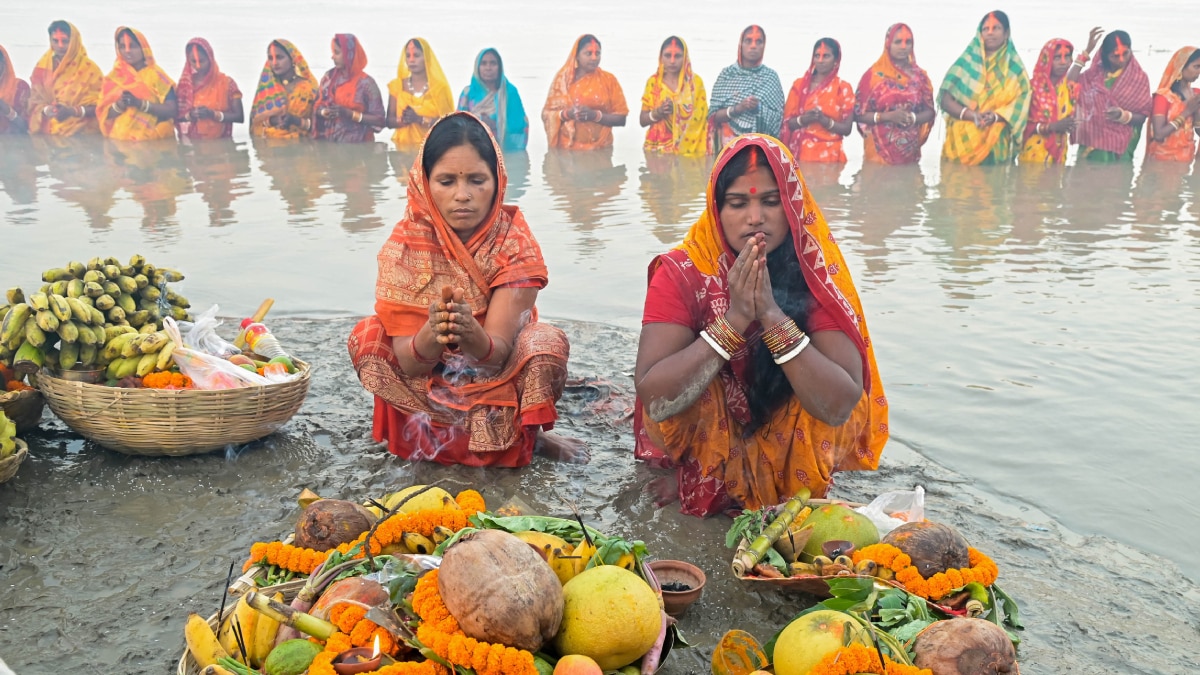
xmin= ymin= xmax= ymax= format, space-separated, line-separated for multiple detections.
xmin=401 ymin=532 xmax=437 ymax=555
xmin=117 ymin=293 xmax=137 ymax=315
xmin=42 ymin=345 xmax=59 ymax=371
xmin=788 ymin=561 xmax=820 ymax=576
xmin=156 ymin=341 xmax=177 ymax=371
xmin=117 ymin=276 xmax=138 ymax=294
xmin=129 ymin=253 xmax=146 ymax=269
xmin=4 ymin=330 xmax=22 ymax=351
xmin=75 ymin=322 xmax=98 ymax=346
xmin=1 ymin=304 xmax=31 ymax=344
xmin=431 ymin=525 xmax=456 ymax=544
xmin=217 ymin=594 xmax=258 ymax=664
xmin=66 ymin=278 xmax=85 ymax=298
xmin=49 ymin=295 xmax=72 ymax=322
xmin=121 ymin=334 xmax=145 ymax=358
xmin=137 ymin=331 xmax=168 ymax=354
xmin=49 ymin=280 xmax=69 ymax=296
xmin=65 ymin=297 xmax=90 ymax=324
xmin=128 ymin=309 xmax=150 ymax=327
xmin=249 ymin=591 xmax=284 ymax=668
xmin=59 ymin=341 xmax=80 ymax=371
xmin=104 ymin=325 xmax=137 ymax=342
xmin=102 ymin=332 xmax=138 ymax=360
xmin=141 ymin=263 xmax=156 ymax=278
xmin=94 ymin=294 xmax=116 ymax=312
xmin=83 ymin=269 xmax=105 ymax=284
xmin=102 ymin=280 xmax=121 ymax=297
xmin=855 ymin=559 xmax=879 ymax=577
xmin=102 ymin=264 xmax=122 ymax=280
xmin=83 ymin=281 xmax=104 ymax=298
xmin=167 ymin=290 xmax=191 ymax=308
xmin=139 ymin=322 xmax=159 ymax=334
xmin=834 ymin=555 xmax=855 ymax=570
xmin=160 ymin=267 xmax=186 ymax=282
xmin=87 ymin=257 xmax=104 ymax=271
xmin=78 ymin=343 xmax=97 ymax=367
xmin=875 ymin=567 xmax=895 ymax=581
xmin=0 ymin=304 xmax=9 ymax=323
xmin=35 ymin=310 xmax=60 ymax=333
xmin=133 ymin=273 xmax=149 ymax=290
xmin=170 ymin=306 xmax=191 ymax=322
xmin=103 ymin=255 xmax=120 ymax=267
xmin=67 ymin=261 xmax=86 ymax=278
xmin=57 ymin=319 xmax=80 ymax=344
xmin=105 ymin=356 xmax=124 ymax=380
xmin=119 ymin=264 xmax=136 ymax=277
xmin=24 ymin=319 xmax=46 ymax=348
xmin=76 ymin=295 xmax=93 ymax=307
xmin=114 ymin=356 xmax=139 ymax=379
xmin=185 ymin=613 xmax=230 ymax=669
xmin=811 ymin=555 xmax=834 ymax=575
xmin=135 ymin=352 xmax=158 ymax=377
xmin=28 ymin=292 xmax=50 ymax=312
xmin=5 ymin=288 xmax=24 ymax=305
xmin=572 ymin=538 xmax=598 ymax=576
xmin=13 ymin=341 xmax=45 ymax=375
xmin=41 ymin=267 xmax=73 ymax=282
xmin=141 ymin=285 xmax=162 ymax=302
xmin=106 ymin=306 xmax=126 ymax=324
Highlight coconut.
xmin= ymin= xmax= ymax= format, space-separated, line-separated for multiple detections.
xmin=796 ymin=504 xmax=880 ymax=561
xmin=438 ymin=528 xmax=564 ymax=651
xmin=882 ymin=521 xmax=970 ymax=578
xmin=293 ymin=499 xmax=375 ymax=551
xmin=912 ymin=618 xmax=1020 ymax=674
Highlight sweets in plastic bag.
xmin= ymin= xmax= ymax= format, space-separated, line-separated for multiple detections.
xmin=163 ymin=318 xmax=270 ymax=390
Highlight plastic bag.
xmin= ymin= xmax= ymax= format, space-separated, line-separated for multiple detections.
xmin=854 ymin=485 xmax=925 ymax=536
xmin=163 ymin=318 xmax=269 ymax=389
xmin=178 ymin=304 xmax=241 ymax=358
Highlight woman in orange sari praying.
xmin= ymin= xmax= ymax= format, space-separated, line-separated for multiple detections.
xmin=97 ymin=27 xmax=176 ymax=141
xmin=314 ymin=34 xmax=385 ymax=143
xmin=348 ymin=113 xmax=587 ymax=466
xmin=28 ymin=21 xmax=103 ymax=136
xmin=634 ymin=135 xmax=888 ymax=516
xmin=250 ymin=40 xmax=318 ymax=139
xmin=1019 ymin=38 xmax=1081 ymax=164
xmin=640 ymin=36 xmax=708 ymax=156
xmin=0 ymin=45 xmax=32 ymax=135
xmin=542 ymin=35 xmax=628 ymax=150
xmin=1146 ymin=47 xmax=1200 ymax=163
xmin=176 ymin=38 xmax=243 ymax=140
xmin=387 ymin=38 xmax=454 ymax=149
xmin=781 ymin=38 xmax=855 ymax=163
xmin=853 ymin=23 xmax=935 ymax=165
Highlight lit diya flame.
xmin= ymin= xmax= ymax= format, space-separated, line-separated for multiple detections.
xmin=373 ymin=634 xmax=380 ymax=659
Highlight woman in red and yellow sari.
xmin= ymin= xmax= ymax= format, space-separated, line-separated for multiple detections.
xmin=28 ymin=21 xmax=102 ymax=136
xmin=640 ymin=36 xmax=708 ymax=156
xmin=854 ymin=23 xmax=935 ymax=165
xmin=542 ymin=35 xmax=628 ymax=150
xmin=314 ymin=34 xmax=385 ymax=143
xmin=348 ymin=113 xmax=587 ymax=466
xmin=781 ymin=38 xmax=855 ymax=163
xmin=176 ymin=38 xmax=243 ymax=140
xmin=97 ymin=27 xmax=176 ymax=141
xmin=0 ymin=45 xmax=32 ymax=135
xmin=250 ymin=40 xmax=318 ymax=139
xmin=1146 ymin=47 xmax=1200 ymax=163
xmin=1019 ymin=39 xmax=1080 ymax=164
xmin=387 ymin=38 xmax=455 ymax=149
xmin=634 ymin=135 xmax=888 ymax=516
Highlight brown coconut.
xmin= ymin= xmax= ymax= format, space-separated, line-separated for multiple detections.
xmin=912 ymin=618 xmax=1020 ymax=674
xmin=293 ymin=499 xmax=375 ymax=551
xmin=437 ymin=528 xmax=564 ymax=651
xmin=882 ymin=521 xmax=970 ymax=578
xmin=310 ymin=577 xmax=391 ymax=621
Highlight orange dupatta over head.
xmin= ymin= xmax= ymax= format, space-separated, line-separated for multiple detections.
xmin=176 ymin=38 xmax=238 ymax=139
xmin=0 ymin=45 xmax=18 ymax=105
xmin=29 ymin=22 xmax=103 ymax=135
xmin=324 ymin=34 xmax=367 ymax=111
xmin=1148 ymin=47 xmax=1200 ymax=162
xmin=97 ymin=27 xmax=175 ymax=140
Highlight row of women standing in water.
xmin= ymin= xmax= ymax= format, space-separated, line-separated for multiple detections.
xmin=6 ymin=15 xmax=1199 ymax=164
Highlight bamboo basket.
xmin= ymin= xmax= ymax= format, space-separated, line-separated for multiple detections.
xmin=35 ymin=361 xmax=311 ymax=456
xmin=177 ymin=580 xmax=301 ymax=675
xmin=0 ymin=386 xmax=45 ymax=433
xmin=0 ymin=438 xmax=28 ymax=485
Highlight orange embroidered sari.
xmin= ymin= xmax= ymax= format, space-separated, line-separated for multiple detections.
xmin=1147 ymin=47 xmax=1200 ymax=163
xmin=781 ymin=43 xmax=855 ymax=163
xmin=28 ymin=22 xmax=103 ymax=136
xmin=635 ymin=135 xmax=888 ymax=516
xmin=541 ymin=35 xmax=628 ymax=150
xmin=176 ymin=38 xmax=241 ymax=140
xmin=97 ymin=28 xmax=176 ymax=141
xmin=348 ymin=112 xmax=568 ymax=466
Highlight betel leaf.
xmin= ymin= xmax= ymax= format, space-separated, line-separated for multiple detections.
xmin=725 ymin=507 xmax=771 ymax=549
xmin=991 ymin=583 xmax=1024 ymax=631
xmin=468 ymin=513 xmax=604 ymax=542
xmin=890 ymin=618 xmax=934 ymax=644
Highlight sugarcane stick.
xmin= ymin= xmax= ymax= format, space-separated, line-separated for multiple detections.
xmin=245 ymin=591 xmax=335 ymax=640
xmin=731 ymin=487 xmax=812 ymax=577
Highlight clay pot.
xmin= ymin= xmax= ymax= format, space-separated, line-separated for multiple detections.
xmin=647 ymin=560 xmax=706 ymax=618
xmin=332 ymin=647 xmax=382 ymax=674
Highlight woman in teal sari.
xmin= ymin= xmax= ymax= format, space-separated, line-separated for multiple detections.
xmin=457 ymin=48 xmax=528 ymax=151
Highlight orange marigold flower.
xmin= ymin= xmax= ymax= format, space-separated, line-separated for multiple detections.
xmin=853 ymin=542 xmax=1000 ymax=601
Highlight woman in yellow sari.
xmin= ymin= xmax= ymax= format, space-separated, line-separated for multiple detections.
xmin=387 ymin=38 xmax=454 ymax=149
xmin=634 ymin=135 xmax=888 ymax=516
xmin=640 ymin=36 xmax=708 ymax=156
xmin=0 ymin=45 xmax=31 ymax=135
xmin=542 ymin=35 xmax=628 ymax=150
xmin=1018 ymin=38 xmax=1080 ymax=164
xmin=939 ymin=11 xmax=1030 ymax=165
xmin=250 ymin=40 xmax=318 ymax=139
xmin=28 ymin=21 xmax=103 ymax=136
xmin=97 ymin=27 xmax=177 ymax=141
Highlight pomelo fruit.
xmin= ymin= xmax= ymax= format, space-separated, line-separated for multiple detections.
xmin=772 ymin=609 xmax=870 ymax=675
xmin=385 ymin=485 xmax=459 ymax=514
xmin=796 ymin=503 xmax=880 ymax=561
xmin=553 ymin=566 xmax=661 ymax=670
xmin=263 ymin=639 xmax=321 ymax=675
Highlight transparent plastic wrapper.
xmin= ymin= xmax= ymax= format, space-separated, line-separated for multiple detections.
xmin=854 ymin=485 xmax=925 ymax=536
xmin=364 ymin=554 xmax=442 ymax=586
xmin=177 ymin=304 xmax=241 ymax=358
xmin=163 ymin=318 xmax=270 ymax=390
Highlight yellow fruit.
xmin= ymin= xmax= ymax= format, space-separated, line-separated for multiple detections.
xmin=401 ymin=532 xmax=436 ymax=555
xmin=553 ymin=566 xmax=661 ymax=670
xmin=184 ymin=613 xmax=229 ymax=669
xmin=218 ymin=593 xmax=258 ymax=664
xmin=512 ymin=531 xmax=577 ymax=585
xmin=383 ymin=485 xmax=459 ymax=514
xmin=250 ymin=591 xmax=284 ymax=667
xmin=571 ymin=538 xmax=597 ymax=576
xmin=773 ymin=610 xmax=870 ymax=675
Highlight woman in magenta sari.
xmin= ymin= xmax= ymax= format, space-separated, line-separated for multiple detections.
xmin=853 ymin=23 xmax=935 ymax=165
xmin=314 ymin=34 xmax=385 ymax=142
xmin=1073 ymin=29 xmax=1152 ymax=163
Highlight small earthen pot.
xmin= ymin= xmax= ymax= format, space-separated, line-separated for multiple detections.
xmin=332 ymin=647 xmax=382 ymax=675
xmin=647 ymin=559 xmax=706 ymax=618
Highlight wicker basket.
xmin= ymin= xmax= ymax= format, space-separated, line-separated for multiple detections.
xmin=0 ymin=438 xmax=29 ymax=484
xmin=0 ymin=387 xmax=46 ymax=433
xmin=176 ymin=581 xmax=301 ymax=675
xmin=36 ymin=361 xmax=311 ymax=456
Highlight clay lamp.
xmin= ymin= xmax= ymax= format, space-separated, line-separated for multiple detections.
xmin=333 ymin=636 xmax=383 ymax=674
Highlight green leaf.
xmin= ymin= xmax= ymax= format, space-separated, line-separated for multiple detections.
xmin=878 ymin=608 xmax=910 ymax=627
xmin=890 ymin=618 xmax=933 ymax=644
xmin=992 ymin=583 xmax=1024 ymax=631
xmin=725 ymin=507 xmax=770 ymax=549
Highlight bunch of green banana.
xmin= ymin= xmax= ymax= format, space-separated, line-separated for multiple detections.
xmin=0 ymin=411 xmax=17 ymax=459
xmin=1 ymin=256 xmax=193 ymax=380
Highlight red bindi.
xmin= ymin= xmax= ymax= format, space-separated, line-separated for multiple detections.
xmin=749 ymin=187 xmax=757 ymax=194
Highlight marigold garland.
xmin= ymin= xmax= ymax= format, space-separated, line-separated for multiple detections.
xmin=852 ymin=544 xmax=999 ymax=601
xmin=412 ymin=569 xmax=538 ymax=675
xmin=242 ymin=490 xmax=485 ymax=574
xmin=305 ymin=604 xmax=451 ymax=675
xmin=809 ymin=644 xmax=932 ymax=675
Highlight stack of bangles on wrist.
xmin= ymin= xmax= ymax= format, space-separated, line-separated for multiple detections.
xmin=763 ymin=317 xmax=810 ymax=365
xmin=1074 ymin=52 xmax=1091 ymax=67
xmin=699 ymin=315 xmax=746 ymax=361
xmin=1119 ymin=109 xmax=1133 ymax=125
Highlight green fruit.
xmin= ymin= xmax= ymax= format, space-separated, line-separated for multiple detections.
xmin=129 ymin=254 xmax=146 ymax=269
xmin=86 ymin=257 xmax=104 ymax=271
xmin=66 ymin=297 xmax=92 ymax=324
xmin=102 ymin=264 xmax=122 ymax=280
xmin=83 ymin=269 xmax=105 ymax=284
xmin=796 ymin=504 xmax=881 ymax=562
xmin=57 ymin=319 xmax=80 ymax=344
xmin=41 ymin=267 xmax=73 ymax=282
xmin=117 ymin=293 xmax=137 ymax=315
xmin=67 ymin=261 xmax=86 ymax=278
xmin=140 ymin=286 xmax=162 ymax=302
xmin=133 ymin=273 xmax=149 ymax=290
xmin=268 ymin=356 xmax=297 ymax=374
xmin=262 ymin=639 xmax=322 ymax=675
xmin=28 ymin=292 xmax=50 ymax=312
xmin=59 ymin=341 xmax=80 ymax=371
xmin=5 ymin=288 xmax=24 ymax=305
xmin=24 ymin=319 xmax=46 ymax=348
xmin=95 ymin=294 xmax=115 ymax=311
xmin=1 ymin=304 xmax=31 ymax=344
xmin=13 ymin=341 xmax=45 ymax=375
xmin=106 ymin=306 xmax=126 ymax=324
xmin=49 ymin=280 xmax=69 ymax=296
xmin=67 ymin=278 xmax=85 ymax=298
xmin=102 ymin=280 xmax=121 ymax=297
xmin=49 ymin=294 xmax=72 ymax=322
xmin=35 ymin=310 xmax=60 ymax=333
xmin=84 ymin=281 xmax=104 ymax=298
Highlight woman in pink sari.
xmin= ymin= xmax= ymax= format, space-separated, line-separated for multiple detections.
xmin=853 ymin=24 xmax=935 ymax=165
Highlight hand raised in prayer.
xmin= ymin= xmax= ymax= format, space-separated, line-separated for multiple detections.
xmin=430 ymin=286 xmax=480 ymax=346
xmin=52 ymin=104 xmax=74 ymax=121
xmin=190 ymin=106 xmax=214 ymax=121
xmin=799 ymin=109 xmax=823 ymax=126
xmin=119 ymin=91 xmax=141 ymax=110
xmin=726 ymin=234 xmax=764 ymax=332
xmin=1184 ymin=95 xmax=1200 ymax=115
xmin=741 ymin=96 xmax=760 ymax=114
xmin=656 ymin=99 xmax=673 ymax=119
xmin=753 ymin=246 xmax=784 ymax=327
xmin=400 ymin=106 xmax=422 ymax=126
xmin=574 ymin=106 xmax=599 ymax=123
xmin=1104 ymin=106 xmax=1124 ymax=123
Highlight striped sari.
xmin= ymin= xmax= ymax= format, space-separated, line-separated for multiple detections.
xmin=1074 ymin=56 xmax=1151 ymax=162
xmin=939 ymin=31 xmax=1030 ymax=165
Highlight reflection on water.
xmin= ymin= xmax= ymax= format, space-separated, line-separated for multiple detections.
xmin=637 ymin=150 xmax=708 ymax=244
xmin=543 ymin=147 xmax=628 ymax=250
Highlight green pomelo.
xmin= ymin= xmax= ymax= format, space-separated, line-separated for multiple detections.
xmin=263 ymin=638 xmax=322 ymax=675
xmin=797 ymin=503 xmax=880 ymax=560
xmin=773 ymin=609 xmax=870 ymax=675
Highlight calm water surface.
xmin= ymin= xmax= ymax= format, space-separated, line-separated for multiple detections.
xmin=1 ymin=1 xmax=1199 ymax=669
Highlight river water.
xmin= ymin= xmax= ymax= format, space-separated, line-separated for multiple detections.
xmin=2 ymin=1 xmax=1199 ymax=672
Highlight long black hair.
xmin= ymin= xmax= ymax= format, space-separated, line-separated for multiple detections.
xmin=48 ymin=20 xmax=71 ymax=37
xmin=577 ymin=35 xmax=600 ymax=55
xmin=422 ymin=114 xmax=499 ymax=185
xmin=714 ymin=146 xmax=815 ymax=434
xmin=1100 ymin=30 xmax=1132 ymax=69
xmin=812 ymin=37 xmax=841 ymax=63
